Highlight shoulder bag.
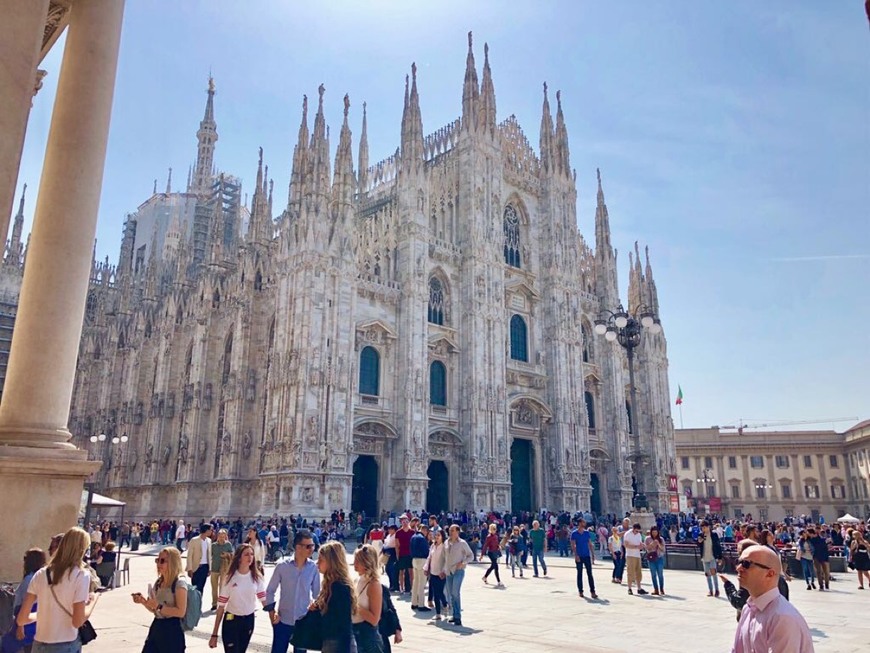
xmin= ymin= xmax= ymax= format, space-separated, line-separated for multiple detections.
xmin=46 ymin=570 xmax=97 ymax=646
xmin=291 ymin=608 xmax=323 ymax=650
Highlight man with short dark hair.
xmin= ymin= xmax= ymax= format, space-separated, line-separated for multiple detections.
xmin=808 ymin=527 xmax=830 ymax=590
xmin=186 ymin=523 xmax=212 ymax=593
xmin=395 ymin=517 xmax=415 ymax=594
xmin=698 ymin=520 xmax=723 ymax=597
xmin=731 ymin=545 xmax=814 ymax=653
xmin=267 ymin=529 xmax=320 ymax=653
xmin=410 ymin=525 xmax=431 ymax=611
xmin=570 ymin=519 xmax=597 ymax=598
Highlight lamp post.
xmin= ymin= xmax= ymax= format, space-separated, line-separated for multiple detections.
xmin=82 ymin=431 xmax=128 ymax=528
xmin=696 ymin=469 xmax=717 ymax=497
xmin=594 ymin=303 xmax=662 ymax=510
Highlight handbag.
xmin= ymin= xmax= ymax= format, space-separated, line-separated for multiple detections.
xmin=46 ymin=570 xmax=97 ymax=646
xmin=291 ymin=608 xmax=323 ymax=650
xmin=378 ymin=584 xmax=400 ymax=637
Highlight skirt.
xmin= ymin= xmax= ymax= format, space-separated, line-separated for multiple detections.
xmin=142 ymin=617 xmax=185 ymax=653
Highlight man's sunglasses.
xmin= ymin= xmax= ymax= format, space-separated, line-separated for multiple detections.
xmin=737 ymin=559 xmax=771 ymax=571
xmin=296 ymin=543 xmax=315 ymax=549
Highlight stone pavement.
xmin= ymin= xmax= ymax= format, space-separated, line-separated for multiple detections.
xmin=81 ymin=545 xmax=866 ymax=653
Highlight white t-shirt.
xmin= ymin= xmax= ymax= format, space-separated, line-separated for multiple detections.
xmin=200 ymin=538 xmax=209 ymax=565
xmin=623 ymin=531 xmax=644 ymax=558
xmin=218 ymin=570 xmax=266 ymax=616
xmin=27 ymin=566 xmax=90 ymax=643
xmin=176 ymin=524 xmax=186 ymax=539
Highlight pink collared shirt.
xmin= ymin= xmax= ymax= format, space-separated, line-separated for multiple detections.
xmin=732 ymin=587 xmax=815 ymax=653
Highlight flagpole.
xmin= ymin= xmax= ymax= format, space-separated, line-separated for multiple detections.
xmin=679 ymin=403 xmax=683 ymax=429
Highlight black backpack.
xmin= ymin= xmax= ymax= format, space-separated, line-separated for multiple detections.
xmin=378 ymin=584 xmax=400 ymax=637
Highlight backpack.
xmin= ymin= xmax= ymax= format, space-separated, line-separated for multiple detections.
xmin=378 ymin=584 xmax=400 ymax=637
xmin=171 ymin=578 xmax=202 ymax=631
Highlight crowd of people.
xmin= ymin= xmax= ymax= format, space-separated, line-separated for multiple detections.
xmin=6 ymin=507 xmax=869 ymax=652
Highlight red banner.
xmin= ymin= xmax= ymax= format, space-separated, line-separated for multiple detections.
xmin=709 ymin=497 xmax=722 ymax=514
xmin=668 ymin=475 xmax=678 ymax=493
xmin=669 ymin=494 xmax=680 ymax=513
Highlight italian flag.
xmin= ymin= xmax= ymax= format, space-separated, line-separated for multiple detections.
xmin=675 ymin=385 xmax=684 ymax=405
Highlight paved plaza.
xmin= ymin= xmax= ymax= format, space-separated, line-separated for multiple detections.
xmin=79 ymin=544 xmax=866 ymax=653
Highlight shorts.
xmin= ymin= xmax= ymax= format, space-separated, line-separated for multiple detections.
xmin=398 ymin=555 xmax=413 ymax=570
xmin=626 ymin=556 xmax=642 ymax=583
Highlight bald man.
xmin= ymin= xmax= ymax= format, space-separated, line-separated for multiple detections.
xmin=731 ymin=545 xmax=814 ymax=653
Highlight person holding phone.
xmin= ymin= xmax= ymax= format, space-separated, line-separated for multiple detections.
xmin=134 ymin=546 xmax=187 ymax=653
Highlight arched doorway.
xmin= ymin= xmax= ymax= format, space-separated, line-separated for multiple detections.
xmin=590 ymin=473 xmax=602 ymax=515
xmin=510 ymin=438 xmax=534 ymax=512
xmin=426 ymin=461 xmax=449 ymax=514
xmin=351 ymin=455 xmax=378 ymax=519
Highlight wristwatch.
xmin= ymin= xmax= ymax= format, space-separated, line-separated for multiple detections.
xmin=156 ymin=604 xmax=163 ymax=615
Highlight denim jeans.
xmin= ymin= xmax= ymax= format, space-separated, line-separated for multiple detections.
xmin=575 ymin=556 xmax=595 ymax=594
xmin=531 ymin=550 xmax=547 ymax=575
xmin=557 ymin=539 xmax=569 ymax=557
xmin=445 ymin=568 xmax=465 ymax=621
xmin=703 ymin=559 xmax=719 ymax=592
xmin=271 ymin=622 xmax=307 ymax=653
xmin=352 ymin=622 xmax=384 ymax=653
xmin=648 ymin=557 xmax=665 ymax=591
xmin=32 ymin=640 xmax=81 ymax=653
xmin=800 ymin=559 xmax=815 ymax=584
xmin=612 ymin=552 xmax=625 ymax=580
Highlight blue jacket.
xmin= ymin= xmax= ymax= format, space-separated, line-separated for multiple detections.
xmin=410 ymin=532 xmax=429 ymax=559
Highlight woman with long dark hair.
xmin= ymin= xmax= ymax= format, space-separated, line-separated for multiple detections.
xmin=135 ymin=545 xmax=187 ymax=653
xmin=644 ymin=526 xmax=666 ymax=595
xmin=243 ymin=529 xmax=266 ymax=573
xmin=310 ymin=541 xmax=357 ymax=653
xmin=480 ymin=524 xmax=503 ymax=586
xmin=9 ymin=548 xmax=47 ymax=653
xmin=209 ymin=544 xmax=266 ymax=652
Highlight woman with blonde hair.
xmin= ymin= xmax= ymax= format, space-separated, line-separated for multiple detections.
xmin=480 ymin=523 xmax=502 ymax=586
xmin=209 ymin=544 xmax=266 ymax=652
xmin=209 ymin=529 xmax=234 ymax=611
xmin=309 ymin=540 xmax=356 ymax=653
xmin=16 ymin=527 xmax=100 ymax=653
xmin=352 ymin=544 xmax=384 ymax=653
xmin=133 ymin=546 xmax=187 ymax=652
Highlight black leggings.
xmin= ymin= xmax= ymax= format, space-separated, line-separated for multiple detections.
xmin=430 ymin=574 xmax=447 ymax=614
xmin=484 ymin=551 xmax=501 ymax=582
xmin=221 ymin=612 xmax=254 ymax=652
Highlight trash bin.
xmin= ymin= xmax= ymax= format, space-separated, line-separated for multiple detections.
xmin=131 ymin=536 xmax=140 ymax=552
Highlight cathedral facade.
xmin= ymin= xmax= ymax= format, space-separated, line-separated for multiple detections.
xmin=66 ymin=36 xmax=677 ymax=520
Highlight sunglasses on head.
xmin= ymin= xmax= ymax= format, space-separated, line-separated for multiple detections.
xmin=737 ymin=559 xmax=772 ymax=571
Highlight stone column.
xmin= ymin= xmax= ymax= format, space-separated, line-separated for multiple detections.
xmin=0 ymin=0 xmax=49 ymax=244
xmin=0 ymin=0 xmax=125 ymax=582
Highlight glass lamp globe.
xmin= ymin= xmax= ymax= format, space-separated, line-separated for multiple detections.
xmin=89 ymin=435 xmax=98 ymax=443
xmin=640 ymin=313 xmax=654 ymax=328
xmin=605 ymin=329 xmax=618 ymax=342
xmin=120 ymin=435 xmax=129 ymax=443
xmin=650 ymin=321 xmax=663 ymax=334
xmin=98 ymin=433 xmax=107 ymax=442
xmin=593 ymin=320 xmax=607 ymax=336
xmin=112 ymin=436 xmax=120 ymax=444
xmin=614 ymin=315 xmax=628 ymax=328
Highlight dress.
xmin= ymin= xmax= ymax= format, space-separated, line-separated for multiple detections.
xmin=853 ymin=542 xmax=870 ymax=571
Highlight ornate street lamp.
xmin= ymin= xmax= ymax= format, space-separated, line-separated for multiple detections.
xmin=696 ymin=469 xmax=717 ymax=496
xmin=594 ymin=303 xmax=662 ymax=509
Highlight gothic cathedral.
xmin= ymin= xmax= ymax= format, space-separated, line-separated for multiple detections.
xmin=68 ymin=35 xmax=677 ymax=520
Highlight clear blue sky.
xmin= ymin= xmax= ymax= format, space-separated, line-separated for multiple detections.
xmin=14 ymin=1 xmax=870 ymax=431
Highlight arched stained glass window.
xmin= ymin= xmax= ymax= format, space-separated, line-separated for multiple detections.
xmin=510 ymin=314 xmax=528 ymax=362
xmin=428 ymin=277 xmax=445 ymax=325
xmin=503 ymin=205 xmax=521 ymax=268
xmin=430 ymin=361 xmax=447 ymax=406
xmin=585 ymin=391 xmax=596 ymax=430
xmin=359 ymin=346 xmax=380 ymax=396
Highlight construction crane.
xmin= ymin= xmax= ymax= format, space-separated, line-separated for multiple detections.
xmin=721 ymin=417 xmax=859 ymax=435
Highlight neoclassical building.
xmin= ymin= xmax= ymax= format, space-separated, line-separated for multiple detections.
xmin=61 ymin=36 xmax=677 ymax=519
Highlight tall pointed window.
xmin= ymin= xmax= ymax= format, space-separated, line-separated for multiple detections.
xmin=222 ymin=331 xmax=233 ymax=385
xmin=582 ymin=323 xmax=592 ymax=362
xmin=359 ymin=346 xmax=380 ymax=396
xmin=430 ymin=361 xmax=447 ymax=406
xmin=585 ymin=391 xmax=596 ymax=430
xmin=509 ymin=314 xmax=528 ymax=362
xmin=503 ymin=205 xmax=521 ymax=268
xmin=625 ymin=400 xmax=633 ymax=434
xmin=428 ymin=277 xmax=445 ymax=325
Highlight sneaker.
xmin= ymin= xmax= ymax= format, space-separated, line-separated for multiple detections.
xmin=496 ymin=582 xmax=505 ymax=588
xmin=453 ymin=620 xmax=463 ymax=627
xmin=651 ymin=590 xmax=659 ymax=596
xmin=637 ymin=589 xmax=648 ymax=595
xmin=715 ymin=590 xmax=720 ymax=597
xmin=825 ymin=583 xmax=830 ymax=590
xmin=417 ymin=606 xmax=432 ymax=612
xmin=806 ymin=585 xmax=812 ymax=590
xmin=411 ymin=605 xmax=418 ymax=611
xmin=628 ymin=588 xmax=633 ymax=595
xmin=482 ymin=575 xmax=488 ymax=584
xmin=435 ymin=614 xmax=442 ymax=620
xmin=591 ymin=592 xmax=599 ymax=599
xmin=534 ymin=574 xmax=539 ymax=578
xmin=707 ymin=591 xmax=713 ymax=597
xmin=811 ymin=582 xmax=816 ymax=589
